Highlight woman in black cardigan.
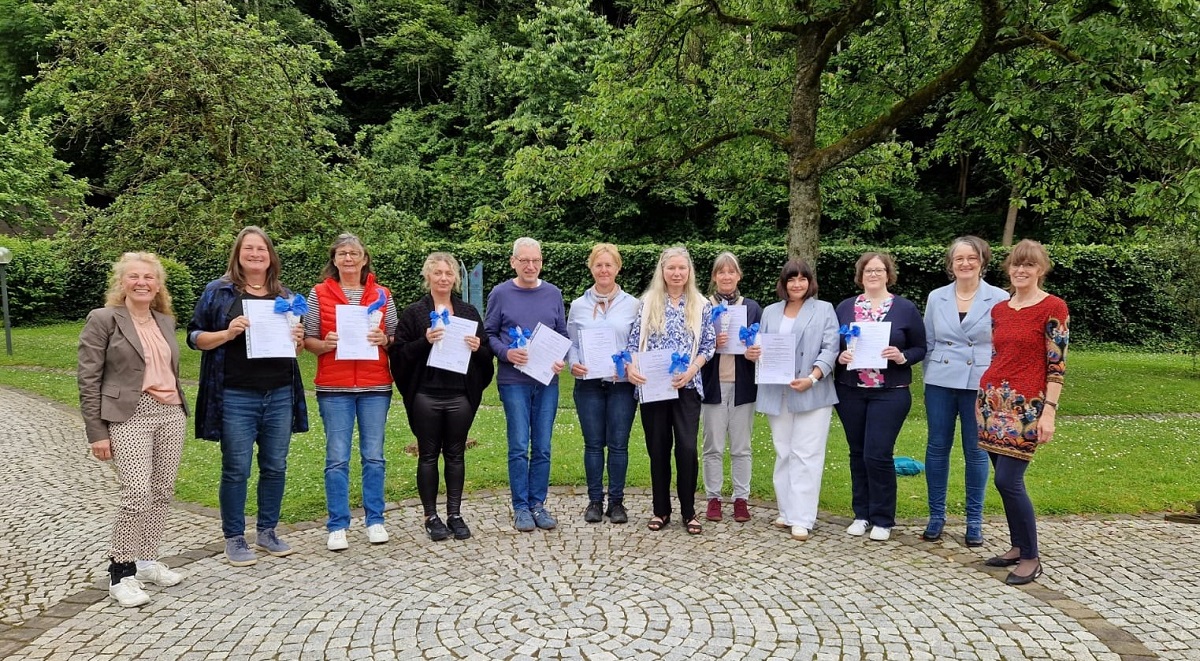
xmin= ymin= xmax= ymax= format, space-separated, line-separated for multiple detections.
xmin=833 ymin=252 xmax=926 ymax=542
xmin=391 ymin=252 xmax=494 ymax=541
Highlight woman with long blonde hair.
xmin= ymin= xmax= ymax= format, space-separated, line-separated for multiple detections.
xmin=625 ymin=246 xmax=716 ymax=535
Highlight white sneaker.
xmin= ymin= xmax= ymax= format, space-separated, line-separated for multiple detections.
xmin=846 ymin=519 xmax=870 ymax=536
xmin=869 ymin=526 xmax=892 ymax=541
xmin=790 ymin=525 xmax=810 ymax=541
xmin=135 ymin=561 xmax=183 ymax=587
xmin=367 ymin=524 xmax=389 ymax=544
xmin=109 ymin=577 xmax=150 ymax=607
xmin=773 ymin=517 xmax=789 ymax=529
xmin=327 ymin=529 xmax=348 ymax=551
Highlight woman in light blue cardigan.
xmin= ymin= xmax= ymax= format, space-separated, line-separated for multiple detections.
xmin=746 ymin=260 xmax=839 ymax=542
xmin=921 ymin=236 xmax=1009 ymax=545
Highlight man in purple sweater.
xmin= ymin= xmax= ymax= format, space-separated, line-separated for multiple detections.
xmin=485 ymin=237 xmax=569 ymax=532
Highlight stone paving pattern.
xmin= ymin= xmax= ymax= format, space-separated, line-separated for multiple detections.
xmin=1 ymin=385 xmax=1198 ymax=660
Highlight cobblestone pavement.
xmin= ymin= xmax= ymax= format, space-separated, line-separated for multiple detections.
xmin=2 ymin=385 xmax=1198 ymax=660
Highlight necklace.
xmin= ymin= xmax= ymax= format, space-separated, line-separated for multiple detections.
xmin=246 ymin=282 xmax=265 ymax=290
xmin=955 ymin=288 xmax=977 ymax=302
xmin=131 ymin=313 xmax=153 ymax=324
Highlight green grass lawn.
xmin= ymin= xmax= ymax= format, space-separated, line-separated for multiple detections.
xmin=3 ymin=321 xmax=1199 ymax=523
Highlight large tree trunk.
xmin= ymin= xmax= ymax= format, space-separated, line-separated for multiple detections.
xmin=787 ymin=31 xmax=822 ymax=264
xmin=1002 ymin=139 xmax=1027 ymax=246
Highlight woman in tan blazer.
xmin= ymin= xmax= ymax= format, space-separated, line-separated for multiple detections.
xmin=78 ymin=252 xmax=187 ymax=608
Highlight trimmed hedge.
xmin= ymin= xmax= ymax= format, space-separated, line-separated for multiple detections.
xmin=0 ymin=237 xmax=1183 ymax=347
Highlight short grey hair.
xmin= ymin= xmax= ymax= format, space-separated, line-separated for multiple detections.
xmin=512 ymin=237 xmax=541 ymax=257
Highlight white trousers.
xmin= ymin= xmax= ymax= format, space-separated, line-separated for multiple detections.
xmin=768 ymin=406 xmax=833 ymax=529
xmin=701 ymin=382 xmax=755 ymax=499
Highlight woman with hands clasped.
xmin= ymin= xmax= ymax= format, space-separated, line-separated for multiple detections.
xmin=79 ymin=252 xmax=188 ymax=607
xmin=625 ymin=246 xmax=716 ymax=535
xmin=745 ymin=260 xmax=838 ymax=542
xmin=392 ymin=252 xmax=494 ymax=541
xmin=567 ymin=244 xmax=640 ymax=525
xmin=302 ymin=234 xmax=398 ymax=552
xmin=977 ymin=239 xmax=1068 ymax=586
xmin=833 ymin=252 xmax=926 ymax=542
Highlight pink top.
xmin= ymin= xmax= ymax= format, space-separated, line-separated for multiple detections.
xmin=132 ymin=317 xmax=182 ymax=406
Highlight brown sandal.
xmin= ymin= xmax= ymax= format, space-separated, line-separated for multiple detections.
xmin=647 ymin=515 xmax=670 ymax=531
xmin=685 ymin=518 xmax=702 ymax=535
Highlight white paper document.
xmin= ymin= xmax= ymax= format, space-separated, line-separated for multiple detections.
xmin=426 ymin=316 xmax=478 ymax=375
xmin=334 ymin=305 xmax=378 ymax=361
xmin=579 ymin=327 xmax=618 ymax=380
xmin=516 ymin=322 xmax=572 ymax=385
xmin=754 ymin=333 xmax=798 ymax=385
xmin=244 ymin=299 xmax=296 ymax=359
xmin=715 ymin=305 xmax=748 ymax=355
xmin=848 ymin=321 xmax=892 ymax=370
xmin=635 ymin=349 xmax=679 ymax=403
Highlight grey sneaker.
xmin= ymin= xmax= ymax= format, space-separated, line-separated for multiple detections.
xmin=225 ymin=536 xmax=258 ymax=566
xmin=514 ymin=509 xmax=535 ymax=532
xmin=532 ymin=505 xmax=558 ymax=530
xmin=256 ymin=529 xmax=295 ymax=557
xmin=606 ymin=500 xmax=629 ymax=524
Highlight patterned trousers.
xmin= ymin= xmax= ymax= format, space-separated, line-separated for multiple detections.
xmin=107 ymin=394 xmax=186 ymax=563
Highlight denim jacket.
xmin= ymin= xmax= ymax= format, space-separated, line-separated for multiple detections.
xmin=186 ymin=277 xmax=309 ymax=441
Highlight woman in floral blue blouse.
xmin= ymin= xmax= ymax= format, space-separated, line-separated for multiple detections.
xmin=626 ymin=246 xmax=716 ymax=535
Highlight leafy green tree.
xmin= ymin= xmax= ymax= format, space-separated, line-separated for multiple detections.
xmin=0 ymin=109 xmax=86 ymax=232
xmin=28 ymin=0 xmax=367 ymax=258
xmin=511 ymin=0 xmax=1198 ymax=261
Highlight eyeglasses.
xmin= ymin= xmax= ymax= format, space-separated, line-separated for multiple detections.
xmin=515 ymin=258 xmax=543 ymax=266
xmin=335 ymin=251 xmax=363 ymax=259
xmin=953 ymin=256 xmax=980 ymax=264
xmin=863 ymin=268 xmax=887 ymax=275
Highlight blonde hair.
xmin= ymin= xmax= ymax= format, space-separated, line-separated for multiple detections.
xmin=421 ymin=252 xmax=461 ymax=292
xmin=587 ymin=243 xmax=622 ymax=271
xmin=105 ymin=252 xmax=174 ymax=317
xmin=637 ymin=246 xmax=705 ymax=354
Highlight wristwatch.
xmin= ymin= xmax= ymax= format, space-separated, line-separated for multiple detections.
xmin=808 ymin=374 xmax=819 ymax=386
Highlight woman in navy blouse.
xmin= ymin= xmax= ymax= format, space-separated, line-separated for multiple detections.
xmin=833 ymin=252 xmax=926 ymax=542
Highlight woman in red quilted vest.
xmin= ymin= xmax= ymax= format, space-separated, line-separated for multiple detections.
xmin=301 ymin=234 xmax=398 ymax=552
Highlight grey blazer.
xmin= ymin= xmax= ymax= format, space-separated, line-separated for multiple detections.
xmin=921 ymin=280 xmax=1009 ymax=391
xmin=78 ymin=306 xmax=187 ymax=444
xmin=754 ymin=298 xmax=840 ymax=416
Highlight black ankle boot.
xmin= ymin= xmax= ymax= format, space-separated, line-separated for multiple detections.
xmin=108 ymin=558 xmax=136 ymax=585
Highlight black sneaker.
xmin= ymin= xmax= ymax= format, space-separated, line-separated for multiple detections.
xmin=447 ymin=515 xmax=472 ymax=540
xmin=584 ymin=500 xmax=604 ymax=523
xmin=425 ymin=515 xmax=451 ymax=541
xmin=606 ymin=500 xmax=628 ymax=524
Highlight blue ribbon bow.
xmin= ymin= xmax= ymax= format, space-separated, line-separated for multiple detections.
xmin=507 ymin=326 xmax=532 ymax=349
xmin=366 ymin=289 xmax=387 ymax=315
xmin=839 ymin=324 xmax=861 ymax=343
xmin=612 ymin=351 xmax=632 ymax=379
xmin=430 ymin=308 xmax=450 ymax=327
xmin=274 ymin=294 xmax=308 ymax=316
xmin=669 ymin=352 xmax=690 ymax=375
xmin=709 ymin=302 xmax=728 ymax=324
xmin=739 ymin=322 xmax=760 ymax=346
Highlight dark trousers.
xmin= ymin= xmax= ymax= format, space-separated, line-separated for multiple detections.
xmin=835 ymin=384 xmax=911 ymax=528
xmin=990 ymin=453 xmax=1038 ymax=559
xmin=640 ymin=388 xmax=701 ymax=521
xmin=410 ymin=392 xmax=475 ymax=517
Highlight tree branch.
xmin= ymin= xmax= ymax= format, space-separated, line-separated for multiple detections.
xmin=702 ymin=0 xmax=802 ymax=34
xmin=619 ymin=128 xmax=792 ymax=174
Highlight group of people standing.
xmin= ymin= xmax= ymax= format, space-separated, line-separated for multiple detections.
xmin=79 ymin=230 xmax=1068 ymax=607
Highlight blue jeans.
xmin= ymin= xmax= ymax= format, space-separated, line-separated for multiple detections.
xmin=318 ymin=391 xmax=391 ymax=531
xmin=835 ymin=384 xmax=911 ymax=529
xmin=573 ymin=379 xmax=636 ymax=503
xmin=924 ymin=383 xmax=988 ymax=525
xmin=498 ymin=382 xmax=559 ymax=511
xmin=220 ymin=386 xmax=294 ymax=538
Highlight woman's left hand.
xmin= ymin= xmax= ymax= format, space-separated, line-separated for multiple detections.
xmin=91 ymin=439 xmax=112 ymax=461
xmin=671 ymin=365 xmax=696 ymax=389
xmin=464 ymin=335 xmax=480 ymax=352
xmin=788 ymin=378 xmax=812 ymax=393
xmin=1036 ymin=409 xmax=1056 ymax=444
xmin=291 ymin=324 xmax=305 ymax=349
xmin=881 ymin=346 xmax=907 ymax=364
xmin=367 ymin=328 xmax=388 ymax=346
xmin=551 ymin=360 xmax=565 ymax=375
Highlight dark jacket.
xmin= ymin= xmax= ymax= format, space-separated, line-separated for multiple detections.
xmin=186 ymin=277 xmax=310 ymax=441
xmin=833 ymin=294 xmax=927 ymax=389
xmin=390 ymin=294 xmax=495 ymax=414
xmin=700 ymin=296 xmax=762 ymax=406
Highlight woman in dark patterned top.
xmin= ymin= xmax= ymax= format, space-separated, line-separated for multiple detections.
xmin=977 ymin=239 xmax=1069 ymax=586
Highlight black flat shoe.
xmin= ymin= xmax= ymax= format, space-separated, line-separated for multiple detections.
xmin=985 ymin=555 xmax=1020 ymax=567
xmin=1005 ymin=563 xmax=1043 ymax=585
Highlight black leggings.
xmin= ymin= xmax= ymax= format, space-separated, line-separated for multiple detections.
xmin=410 ymin=392 xmax=475 ymax=517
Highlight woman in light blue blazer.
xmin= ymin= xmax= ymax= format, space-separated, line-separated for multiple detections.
xmin=921 ymin=236 xmax=1009 ymax=546
xmin=746 ymin=260 xmax=839 ymax=542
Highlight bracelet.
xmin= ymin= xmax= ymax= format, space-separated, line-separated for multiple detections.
xmin=808 ymin=374 xmax=819 ymax=386
xmin=1044 ymin=400 xmax=1058 ymax=409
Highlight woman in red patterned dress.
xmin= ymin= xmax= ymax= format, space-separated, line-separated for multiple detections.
xmin=976 ymin=239 xmax=1069 ymax=585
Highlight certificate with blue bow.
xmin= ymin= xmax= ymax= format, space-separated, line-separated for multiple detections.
xmin=636 ymin=349 xmax=678 ymax=403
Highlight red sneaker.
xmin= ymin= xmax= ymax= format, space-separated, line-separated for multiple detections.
xmin=733 ymin=498 xmax=751 ymax=522
xmin=705 ymin=498 xmax=723 ymax=521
